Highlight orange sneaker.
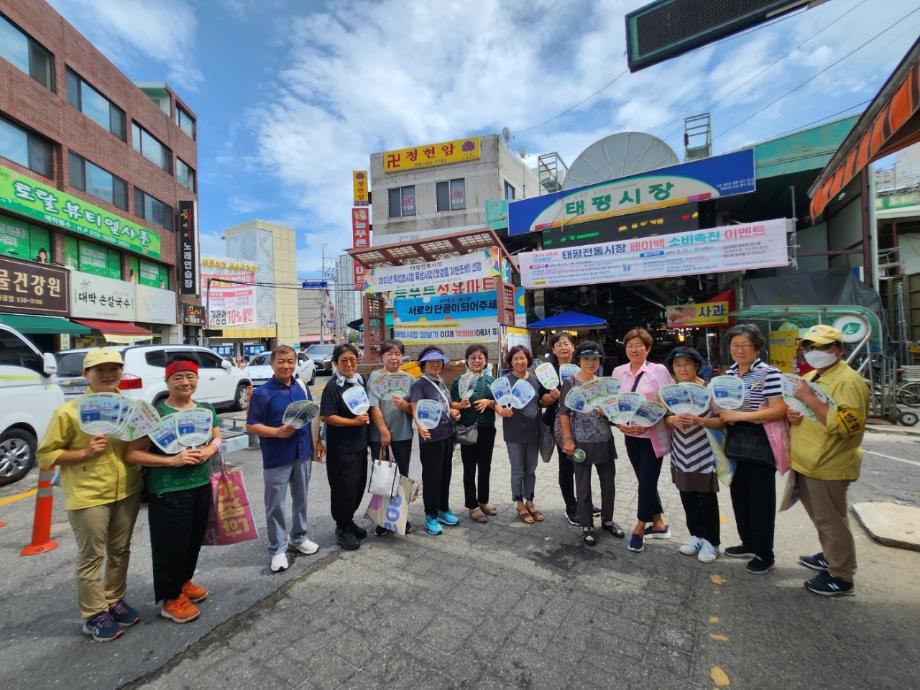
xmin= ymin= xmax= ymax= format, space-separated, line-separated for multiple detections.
xmin=160 ymin=594 xmax=200 ymax=623
xmin=181 ymin=580 xmax=208 ymax=603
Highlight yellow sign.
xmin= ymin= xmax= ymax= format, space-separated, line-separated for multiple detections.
xmin=769 ymin=328 xmax=798 ymax=373
xmin=665 ymin=301 xmax=730 ymax=329
xmin=383 ymin=137 xmax=480 ymax=173
xmin=352 ymin=170 xmax=369 ymax=206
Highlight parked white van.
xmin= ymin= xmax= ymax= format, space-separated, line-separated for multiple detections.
xmin=0 ymin=324 xmax=64 ymax=486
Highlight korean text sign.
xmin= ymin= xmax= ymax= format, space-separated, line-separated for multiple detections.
xmin=665 ymin=301 xmax=730 ymax=328
xmin=178 ymin=201 xmax=198 ymax=295
xmin=353 ymin=171 xmax=369 ymax=206
xmin=518 ymin=218 xmax=791 ymax=289
xmin=0 ymin=164 xmax=162 ymax=257
xmin=507 ymin=149 xmax=755 ymax=236
xmin=203 ymin=271 xmax=255 ymax=328
xmin=0 ymin=255 xmax=68 ymax=316
xmin=70 ymin=270 xmax=135 ymax=320
xmin=393 ymin=291 xmax=497 ymax=323
xmin=365 ymin=248 xmax=501 ymax=293
xmin=383 ymin=137 xmax=480 ymax=173
xmin=352 ymin=208 xmax=370 ymax=249
xmin=393 ymin=318 xmax=499 ymax=345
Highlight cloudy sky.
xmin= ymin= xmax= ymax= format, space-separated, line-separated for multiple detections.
xmin=47 ymin=0 xmax=920 ymax=276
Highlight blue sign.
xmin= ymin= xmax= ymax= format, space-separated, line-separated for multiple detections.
xmin=508 ymin=149 xmax=755 ymax=235
xmin=393 ymin=291 xmax=497 ymax=323
xmin=301 ymin=280 xmax=328 ymax=289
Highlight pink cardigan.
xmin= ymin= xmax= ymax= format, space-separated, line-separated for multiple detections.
xmin=612 ymin=360 xmax=673 ymax=458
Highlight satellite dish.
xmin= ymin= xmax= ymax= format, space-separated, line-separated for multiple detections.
xmin=518 ymin=147 xmax=527 ymax=159
xmin=562 ymin=132 xmax=678 ymax=190
xmin=501 ymin=127 xmax=511 ymax=143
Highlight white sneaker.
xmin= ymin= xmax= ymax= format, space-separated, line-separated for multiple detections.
xmin=289 ymin=538 xmax=319 ymax=555
xmin=270 ymin=552 xmax=289 ymax=572
xmin=698 ymin=540 xmax=720 ymax=564
xmin=679 ymin=536 xmax=702 ymax=555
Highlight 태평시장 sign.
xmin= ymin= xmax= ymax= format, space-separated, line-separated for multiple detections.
xmin=353 ymin=171 xmax=369 ymax=206
xmin=0 ymin=164 xmax=161 ymax=258
xmin=519 ymin=218 xmax=791 ymax=289
xmin=393 ymin=291 xmax=497 ymax=323
xmin=365 ymin=248 xmax=501 ymax=293
xmin=0 ymin=255 xmax=68 ymax=316
xmin=383 ymin=137 xmax=480 ymax=173
xmin=665 ymin=301 xmax=730 ymax=328
xmin=508 ymin=149 xmax=755 ymax=236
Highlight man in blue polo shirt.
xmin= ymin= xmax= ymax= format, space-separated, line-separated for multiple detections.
xmin=246 ymin=345 xmax=324 ymax=572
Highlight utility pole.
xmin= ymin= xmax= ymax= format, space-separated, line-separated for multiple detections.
xmin=319 ymin=243 xmax=327 ymax=344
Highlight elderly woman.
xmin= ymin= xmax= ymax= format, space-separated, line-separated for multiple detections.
xmin=719 ymin=324 xmax=787 ymax=575
xmin=495 ymin=345 xmax=545 ymax=524
xmin=451 ymin=344 xmax=498 ymax=524
xmin=126 ymin=355 xmax=222 ymax=624
xmin=409 ymin=345 xmax=462 ymax=536
xmin=558 ymin=341 xmax=622 ymax=545
xmin=663 ymin=346 xmax=723 ymax=564
xmin=612 ymin=327 xmax=673 ymax=554
xmin=320 ymin=343 xmax=370 ymax=551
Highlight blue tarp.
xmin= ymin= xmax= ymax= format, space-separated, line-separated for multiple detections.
xmin=527 ymin=311 xmax=607 ymax=329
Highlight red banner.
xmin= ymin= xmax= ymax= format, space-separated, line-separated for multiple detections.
xmin=352 ymin=208 xmax=369 ymax=250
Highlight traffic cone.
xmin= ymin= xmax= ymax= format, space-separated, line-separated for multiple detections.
xmin=20 ymin=468 xmax=59 ymax=555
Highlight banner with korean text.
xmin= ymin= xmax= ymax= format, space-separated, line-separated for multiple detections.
xmin=383 ymin=137 xmax=480 ymax=173
xmin=394 ymin=291 xmax=496 ymax=323
xmin=365 ymin=248 xmax=501 ymax=294
xmin=393 ymin=318 xmax=499 ymax=345
xmin=519 ymin=218 xmax=791 ymax=289
xmin=0 ymin=255 xmax=68 ymax=316
xmin=70 ymin=271 xmax=135 ymax=320
xmin=201 ymin=258 xmax=256 ymax=327
xmin=666 ymin=301 xmax=730 ymax=328
xmin=353 ymin=171 xmax=369 ymax=206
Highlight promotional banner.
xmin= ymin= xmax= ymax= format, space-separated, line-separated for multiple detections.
xmin=0 ymin=163 xmax=161 ymax=257
xmin=769 ymin=328 xmax=798 ymax=373
xmin=514 ymin=287 xmax=526 ymax=327
xmin=542 ymin=204 xmax=702 ymax=248
xmin=393 ymin=317 xmax=498 ymax=344
xmin=365 ymin=248 xmax=501 ymax=293
xmin=135 ymin=283 xmax=177 ymax=325
xmin=393 ymin=291 xmax=497 ymax=323
xmin=392 ymin=277 xmax=497 ymax=301
xmin=201 ymin=258 xmax=256 ymax=328
xmin=352 ymin=208 xmax=370 ymax=250
xmin=0 ymin=213 xmax=50 ymax=261
xmin=508 ymin=149 xmax=755 ymax=236
xmin=70 ymin=270 xmax=135 ymax=320
xmin=0 ymin=255 xmax=68 ymax=316
xmin=666 ymin=301 xmax=730 ymax=328
xmin=352 ymin=170 xmax=369 ymax=206
xmin=178 ymin=200 xmax=198 ymax=295
xmin=383 ymin=137 xmax=480 ymax=173
xmin=519 ymin=218 xmax=790 ymax=289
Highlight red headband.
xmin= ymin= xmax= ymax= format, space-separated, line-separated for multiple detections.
xmin=165 ymin=360 xmax=198 ymax=380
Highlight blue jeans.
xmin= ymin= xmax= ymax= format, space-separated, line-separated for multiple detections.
xmin=263 ymin=458 xmax=311 ymax=555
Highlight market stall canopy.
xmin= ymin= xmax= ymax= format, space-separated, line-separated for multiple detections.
xmin=72 ymin=319 xmax=153 ymax=343
xmin=528 ymin=311 xmax=607 ymax=329
xmin=0 ymin=314 xmax=89 ymax=335
xmin=809 ymin=37 xmax=920 ymax=220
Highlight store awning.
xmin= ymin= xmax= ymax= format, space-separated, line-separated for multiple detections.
xmin=73 ymin=319 xmax=153 ymax=337
xmin=528 ymin=311 xmax=607 ymax=329
xmin=0 ymin=314 xmax=90 ymax=335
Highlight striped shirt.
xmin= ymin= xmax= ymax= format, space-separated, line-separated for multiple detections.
xmin=670 ymin=410 xmax=718 ymax=493
xmin=726 ymin=359 xmax=782 ymax=411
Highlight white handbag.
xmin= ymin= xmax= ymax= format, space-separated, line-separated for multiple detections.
xmin=367 ymin=447 xmax=399 ymax=497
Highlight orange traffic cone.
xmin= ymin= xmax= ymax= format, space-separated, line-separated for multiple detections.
xmin=20 ymin=468 xmax=59 ymax=555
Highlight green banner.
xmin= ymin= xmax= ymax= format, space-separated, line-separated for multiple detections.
xmin=0 ymin=163 xmax=161 ymax=258
xmin=0 ymin=215 xmax=30 ymax=258
xmin=139 ymin=258 xmax=168 ymax=288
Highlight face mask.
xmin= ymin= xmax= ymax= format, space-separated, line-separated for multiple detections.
xmin=804 ymin=349 xmax=838 ymax=369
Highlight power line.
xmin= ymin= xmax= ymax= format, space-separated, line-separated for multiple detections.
xmin=516 ymin=69 xmax=628 ymax=135
xmin=759 ymin=98 xmax=872 ymax=141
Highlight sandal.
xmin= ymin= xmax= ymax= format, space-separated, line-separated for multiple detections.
xmin=601 ymin=521 xmax=625 ymax=539
xmin=582 ymin=527 xmax=596 ymax=546
xmin=516 ymin=504 xmax=535 ymax=524
xmin=479 ymin=503 xmax=498 ymax=516
xmin=525 ymin=502 xmax=545 ymax=522
xmin=469 ymin=507 xmax=488 ymax=524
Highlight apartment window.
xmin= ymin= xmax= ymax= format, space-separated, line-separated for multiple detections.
xmin=387 ymin=186 xmax=416 ymax=218
xmin=131 ymin=122 xmax=172 ymax=173
xmin=0 ymin=115 xmax=52 ymax=177
xmin=65 ymin=69 xmax=125 ymax=140
xmin=176 ymin=105 xmax=195 ymax=140
xmin=134 ymin=187 xmax=174 ymax=231
xmin=436 ymin=179 xmax=466 ymax=212
xmin=504 ymin=181 xmax=516 ymax=200
xmin=68 ymin=153 xmax=127 ymax=210
xmin=0 ymin=14 xmax=54 ymax=91
xmin=176 ymin=158 xmax=195 ymax=192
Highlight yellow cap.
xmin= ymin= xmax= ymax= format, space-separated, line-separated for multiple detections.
xmin=82 ymin=347 xmax=124 ymax=370
xmin=800 ymin=324 xmax=843 ymax=346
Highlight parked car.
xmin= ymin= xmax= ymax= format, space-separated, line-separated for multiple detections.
xmin=244 ymin=350 xmax=316 ymax=388
xmin=304 ymin=343 xmax=335 ymax=375
xmin=55 ymin=344 xmax=252 ymax=410
xmin=0 ymin=324 xmax=64 ymax=486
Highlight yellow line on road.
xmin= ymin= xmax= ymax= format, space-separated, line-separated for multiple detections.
xmin=0 ymin=488 xmax=36 ymax=506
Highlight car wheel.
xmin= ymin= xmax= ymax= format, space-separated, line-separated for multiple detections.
xmin=234 ymin=383 xmax=251 ymax=411
xmin=0 ymin=428 xmax=37 ymax=487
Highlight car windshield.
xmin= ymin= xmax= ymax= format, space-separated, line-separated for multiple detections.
xmin=305 ymin=345 xmax=334 ymax=357
xmin=56 ymin=351 xmax=89 ymax=377
xmin=249 ymin=352 xmax=271 ymax=366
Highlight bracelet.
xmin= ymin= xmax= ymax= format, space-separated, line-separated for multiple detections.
xmin=209 ymin=438 xmax=223 ymax=450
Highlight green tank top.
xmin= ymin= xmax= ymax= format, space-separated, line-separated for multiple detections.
xmin=144 ymin=401 xmax=218 ymax=496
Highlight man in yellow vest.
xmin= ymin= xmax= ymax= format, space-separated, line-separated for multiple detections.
xmin=787 ymin=325 xmax=869 ymax=597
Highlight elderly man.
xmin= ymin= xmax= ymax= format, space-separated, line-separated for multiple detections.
xmin=786 ymin=324 xmax=869 ymax=597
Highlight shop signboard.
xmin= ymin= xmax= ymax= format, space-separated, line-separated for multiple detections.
xmin=353 ymin=262 xmax=366 ymax=290
xmin=542 ymin=204 xmax=701 ymax=248
xmin=508 ymin=149 xmax=755 ymax=236
xmin=0 ymin=255 xmax=68 ymax=315
xmin=0 ymin=214 xmax=51 ymax=262
xmin=502 ymin=325 xmax=531 ymax=351
xmin=519 ymin=218 xmax=791 ymax=289
xmin=70 ymin=270 xmax=135 ymax=320
xmin=135 ymin=283 xmax=177 ymax=324
xmin=352 ymin=208 xmax=370 ymax=249
xmin=182 ymin=302 xmax=205 ymax=325
xmin=485 ymin=199 xmax=509 ymax=230
xmin=514 ymin=287 xmax=526 ymax=327
xmin=769 ymin=328 xmax=798 ymax=373
xmin=665 ymin=301 xmax=730 ymax=328
xmin=0 ymin=163 xmax=161 ymax=257
xmin=178 ymin=201 xmax=198 ymax=295
xmin=353 ymin=171 xmax=369 ymax=206
xmin=392 ymin=317 xmax=498 ymax=344
xmin=383 ymin=137 xmax=480 ymax=173
xmin=393 ymin=291 xmax=497 ymax=323
xmin=392 ymin=277 xmax=497 ymax=301
xmin=201 ymin=260 xmax=256 ymax=328
xmin=365 ymin=248 xmax=501 ymax=294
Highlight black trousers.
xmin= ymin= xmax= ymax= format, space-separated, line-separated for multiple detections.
xmin=679 ymin=490 xmax=720 ymax=546
xmin=148 ymin=483 xmax=211 ymax=603
xmin=729 ymin=459 xmax=776 ymax=561
xmin=369 ymin=438 xmax=412 ymax=477
xmin=461 ymin=426 xmax=496 ymax=509
xmin=625 ymin=437 xmax=664 ymax=522
xmin=557 ymin=444 xmax=577 ymax=511
xmin=326 ymin=448 xmax=368 ymax=530
xmin=419 ymin=438 xmax=453 ymax=517
xmin=574 ymin=460 xmax=615 ymax=528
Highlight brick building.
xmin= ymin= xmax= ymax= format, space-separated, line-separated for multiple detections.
xmin=0 ymin=0 xmax=199 ymax=349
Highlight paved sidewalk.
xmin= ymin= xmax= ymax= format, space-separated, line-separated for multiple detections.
xmin=134 ymin=434 xmax=920 ymax=690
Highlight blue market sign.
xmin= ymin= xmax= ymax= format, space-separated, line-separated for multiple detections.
xmin=508 ymin=149 xmax=755 ymax=236
xmin=393 ymin=291 xmax=497 ymax=323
